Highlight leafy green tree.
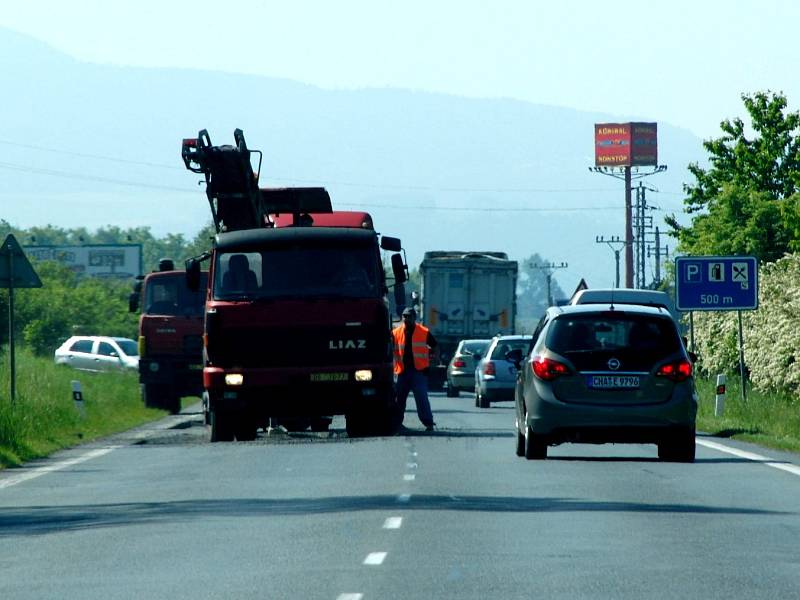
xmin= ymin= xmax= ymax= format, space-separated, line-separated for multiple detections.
xmin=667 ymin=91 xmax=800 ymax=260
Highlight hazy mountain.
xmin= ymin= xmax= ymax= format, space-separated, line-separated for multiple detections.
xmin=0 ymin=27 xmax=704 ymax=293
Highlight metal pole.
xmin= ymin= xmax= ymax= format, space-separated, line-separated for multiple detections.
xmin=654 ymin=227 xmax=661 ymax=284
xmin=614 ymin=249 xmax=620 ymax=288
xmin=689 ymin=311 xmax=695 ymax=351
xmin=624 ymin=166 xmax=633 ymax=288
xmin=7 ymin=250 xmax=15 ymax=403
xmin=738 ymin=310 xmax=747 ymax=402
xmin=546 ymin=273 xmax=552 ymax=307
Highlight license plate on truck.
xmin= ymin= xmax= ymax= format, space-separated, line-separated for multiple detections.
xmin=588 ymin=375 xmax=640 ymax=389
xmin=310 ymin=372 xmax=349 ymax=382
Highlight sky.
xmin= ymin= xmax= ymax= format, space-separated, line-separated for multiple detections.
xmin=2 ymin=0 xmax=799 ymax=139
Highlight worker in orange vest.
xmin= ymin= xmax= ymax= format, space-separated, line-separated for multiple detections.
xmin=392 ymin=307 xmax=438 ymax=431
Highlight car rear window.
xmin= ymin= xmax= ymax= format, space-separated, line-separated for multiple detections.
xmin=462 ymin=341 xmax=488 ymax=355
xmin=490 ymin=339 xmax=530 ymax=360
xmin=69 ymin=339 xmax=94 ymax=353
xmin=547 ymin=314 xmax=680 ymax=355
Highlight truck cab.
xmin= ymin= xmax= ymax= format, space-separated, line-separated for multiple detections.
xmin=130 ymin=259 xmax=207 ymax=414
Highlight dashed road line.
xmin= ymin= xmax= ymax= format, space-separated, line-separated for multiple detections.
xmin=383 ymin=516 xmax=403 ymax=529
xmin=337 ymin=594 xmax=363 ymax=600
xmin=403 ymin=473 xmax=416 ymax=481
xmin=406 ymin=462 xmax=418 ymax=469
xmin=697 ymin=439 xmax=800 ymax=478
xmin=397 ymin=493 xmax=411 ymax=503
xmin=363 ymin=552 xmax=388 ymax=565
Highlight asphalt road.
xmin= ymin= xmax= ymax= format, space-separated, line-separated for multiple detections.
xmin=1 ymin=392 xmax=799 ymax=599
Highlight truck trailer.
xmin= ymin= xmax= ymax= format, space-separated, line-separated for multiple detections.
xmin=418 ymin=251 xmax=518 ymax=388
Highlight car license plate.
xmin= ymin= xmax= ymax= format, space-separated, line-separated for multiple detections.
xmin=310 ymin=372 xmax=349 ymax=382
xmin=588 ymin=375 xmax=640 ymax=389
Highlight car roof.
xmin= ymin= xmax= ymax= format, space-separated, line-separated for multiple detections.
xmin=460 ymin=338 xmax=491 ymax=344
xmin=546 ymin=303 xmax=674 ymax=318
xmin=490 ymin=334 xmax=532 ymax=341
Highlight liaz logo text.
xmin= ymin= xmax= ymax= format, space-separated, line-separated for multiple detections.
xmin=329 ymin=339 xmax=367 ymax=350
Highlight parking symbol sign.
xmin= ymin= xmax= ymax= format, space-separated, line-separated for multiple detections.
xmin=708 ymin=262 xmax=725 ymax=282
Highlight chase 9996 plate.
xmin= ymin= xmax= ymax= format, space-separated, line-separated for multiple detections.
xmin=588 ymin=375 xmax=640 ymax=389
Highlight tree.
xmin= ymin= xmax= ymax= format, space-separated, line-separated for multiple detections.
xmin=667 ymin=91 xmax=800 ymax=260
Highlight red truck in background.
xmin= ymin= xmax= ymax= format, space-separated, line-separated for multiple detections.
xmin=129 ymin=259 xmax=208 ymax=414
xmin=181 ymin=129 xmax=409 ymax=441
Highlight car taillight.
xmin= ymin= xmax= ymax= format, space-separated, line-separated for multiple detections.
xmin=453 ymin=359 xmax=466 ymax=368
xmin=657 ymin=359 xmax=693 ymax=382
xmin=483 ymin=361 xmax=496 ymax=376
xmin=530 ymin=355 xmax=570 ymax=381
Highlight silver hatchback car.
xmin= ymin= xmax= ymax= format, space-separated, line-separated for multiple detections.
xmin=54 ymin=336 xmax=139 ymax=372
xmin=511 ymin=304 xmax=697 ymax=461
xmin=446 ymin=339 xmax=491 ymax=397
xmin=474 ymin=335 xmax=532 ymax=408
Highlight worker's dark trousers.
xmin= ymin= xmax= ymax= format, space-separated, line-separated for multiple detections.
xmin=395 ymin=369 xmax=434 ymax=427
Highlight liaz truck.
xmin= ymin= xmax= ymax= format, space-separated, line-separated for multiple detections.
xmin=181 ymin=129 xmax=407 ymax=441
xmin=418 ymin=251 xmax=518 ymax=388
xmin=129 ymin=259 xmax=208 ymax=414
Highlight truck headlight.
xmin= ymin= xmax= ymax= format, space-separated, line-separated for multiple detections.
xmin=225 ymin=374 xmax=244 ymax=386
xmin=354 ymin=370 xmax=373 ymax=382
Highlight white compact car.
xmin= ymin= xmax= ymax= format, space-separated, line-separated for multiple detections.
xmin=54 ymin=336 xmax=139 ymax=372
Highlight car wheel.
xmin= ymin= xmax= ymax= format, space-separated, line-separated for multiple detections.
xmin=446 ymin=382 xmax=459 ymax=397
xmin=658 ymin=426 xmax=696 ymax=463
xmin=515 ymin=417 xmax=525 ymax=457
xmin=478 ymin=388 xmax=490 ymax=409
xmin=210 ymin=410 xmax=235 ymax=442
xmin=523 ymin=411 xmax=546 ymax=460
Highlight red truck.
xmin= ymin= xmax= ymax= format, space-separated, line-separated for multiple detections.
xmin=129 ymin=259 xmax=208 ymax=414
xmin=181 ymin=129 xmax=408 ymax=441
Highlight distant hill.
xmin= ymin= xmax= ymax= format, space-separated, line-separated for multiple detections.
xmin=0 ymin=27 xmax=704 ymax=293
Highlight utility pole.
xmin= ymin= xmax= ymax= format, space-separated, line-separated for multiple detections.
xmin=633 ymin=182 xmax=656 ymax=289
xmin=595 ymin=236 xmax=629 ymax=288
xmin=647 ymin=226 xmax=670 ymax=286
xmin=589 ymin=165 xmax=666 ymax=288
xmin=530 ymin=262 xmax=568 ymax=307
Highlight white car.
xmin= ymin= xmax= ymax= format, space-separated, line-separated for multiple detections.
xmin=54 ymin=336 xmax=139 ymax=372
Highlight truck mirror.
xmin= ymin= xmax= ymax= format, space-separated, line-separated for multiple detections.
xmin=128 ymin=292 xmax=140 ymax=313
xmin=394 ymin=283 xmax=406 ymax=317
xmin=391 ymin=253 xmax=407 ymax=284
xmin=380 ymin=236 xmax=402 ymax=252
xmin=186 ymin=258 xmax=201 ymax=291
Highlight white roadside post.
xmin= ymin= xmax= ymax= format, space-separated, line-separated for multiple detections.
xmin=71 ymin=380 xmax=85 ymax=419
xmin=714 ymin=374 xmax=726 ymax=417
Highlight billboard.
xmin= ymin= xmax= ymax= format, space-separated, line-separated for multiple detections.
xmin=24 ymin=244 xmax=143 ymax=279
xmin=594 ymin=122 xmax=658 ymax=167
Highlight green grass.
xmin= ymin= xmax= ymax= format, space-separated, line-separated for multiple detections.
xmin=0 ymin=348 xmax=172 ymax=468
xmin=695 ymin=376 xmax=800 ymax=453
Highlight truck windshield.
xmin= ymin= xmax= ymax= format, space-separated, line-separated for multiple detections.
xmin=144 ymin=273 xmax=207 ymax=316
xmin=214 ymin=246 xmax=380 ymax=300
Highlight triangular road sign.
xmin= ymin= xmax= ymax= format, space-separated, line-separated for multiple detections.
xmin=0 ymin=234 xmax=43 ymax=288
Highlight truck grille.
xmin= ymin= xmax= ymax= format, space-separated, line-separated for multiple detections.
xmin=212 ymin=326 xmax=389 ymax=368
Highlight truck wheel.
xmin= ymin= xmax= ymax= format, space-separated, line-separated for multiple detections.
xmin=345 ymin=413 xmax=370 ymax=438
xmin=234 ymin=415 xmax=257 ymax=441
xmin=142 ymin=383 xmax=167 ymax=409
xmin=210 ymin=411 xmax=235 ymax=442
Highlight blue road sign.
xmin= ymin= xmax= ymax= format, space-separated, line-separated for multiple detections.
xmin=675 ymin=256 xmax=758 ymax=311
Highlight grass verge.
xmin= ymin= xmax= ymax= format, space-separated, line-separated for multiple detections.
xmin=0 ymin=348 xmax=172 ymax=469
xmin=695 ymin=376 xmax=800 ymax=454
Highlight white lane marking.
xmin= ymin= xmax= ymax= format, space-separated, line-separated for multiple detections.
xmin=697 ymin=439 xmax=800 ymax=478
xmin=397 ymin=493 xmax=411 ymax=503
xmin=404 ymin=474 xmax=416 ymax=481
xmin=406 ymin=462 xmax=418 ymax=469
xmin=337 ymin=595 xmax=363 ymax=600
xmin=410 ymin=451 xmax=418 ymax=457
xmin=0 ymin=446 xmax=120 ymax=490
xmin=363 ymin=552 xmax=388 ymax=565
xmin=383 ymin=516 xmax=403 ymax=529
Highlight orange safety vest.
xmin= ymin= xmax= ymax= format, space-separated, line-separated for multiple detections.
xmin=392 ymin=324 xmax=431 ymax=375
